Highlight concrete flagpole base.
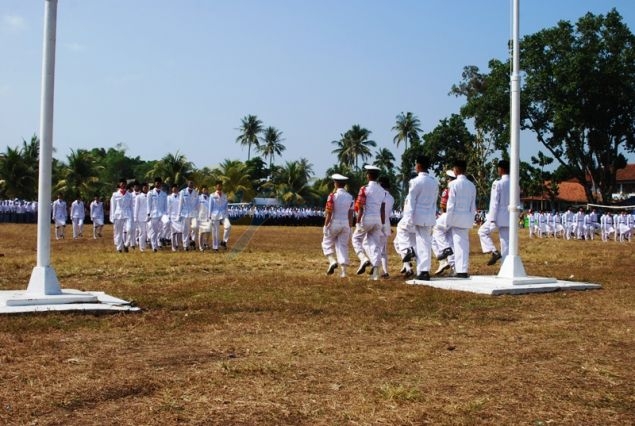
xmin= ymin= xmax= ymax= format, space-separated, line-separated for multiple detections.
xmin=406 ymin=275 xmax=601 ymax=295
xmin=0 ymin=266 xmax=140 ymax=314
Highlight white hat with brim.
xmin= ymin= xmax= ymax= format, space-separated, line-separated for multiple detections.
xmin=331 ymin=173 xmax=349 ymax=181
xmin=364 ymin=165 xmax=380 ymax=171
xmin=446 ymin=170 xmax=456 ymax=178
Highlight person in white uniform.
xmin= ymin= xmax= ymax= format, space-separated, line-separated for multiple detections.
xmin=178 ymin=180 xmax=199 ymax=251
xmin=352 ymin=165 xmax=386 ymax=280
xmin=147 ymin=177 xmax=168 ymax=252
xmin=393 ymin=176 xmax=417 ymax=278
xmin=197 ymin=186 xmax=212 ymax=251
xmin=444 ymin=159 xmax=477 ymax=278
xmin=407 ymin=155 xmax=439 ymax=281
xmin=133 ymin=183 xmax=149 ymax=251
xmin=51 ymin=193 xmax=67 ymax=240
xmin=89 ymin=195 xmax=104 ymax=239
xmin=376 ymin=176 xmax=395 ymax=278
xmin=478 ymin=160 xmax=513 ymax=266
xmin=432 ymin=170 xmax=456 ymax=276
xmin=321 ymin=173 xmax=354 ymax=277
xmin=70 ymin=196 xmax=85 ymax=239
xmin=110 ymin=179 xmax=133 ymax=252
xmin=209 ymin=181 xmax=230 ymax=251
xmin=167 ymin=184 xmax=182 ymax=251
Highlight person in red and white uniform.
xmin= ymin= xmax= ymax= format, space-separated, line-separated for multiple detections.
xmin=321 ymin=174 xmax=354 ymax=277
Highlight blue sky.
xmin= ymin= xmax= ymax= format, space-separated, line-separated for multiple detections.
xmin=1 ymin=0 xmax=634 ymax=179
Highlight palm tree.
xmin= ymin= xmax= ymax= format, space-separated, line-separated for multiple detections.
xmin=331 ymin=125 xmax=376 ymax=170
xmin=258 ymin=126 xmax=286 ymax=172
xmin=273 ymin=159 xmax=319 ymax=206
xmin=55 ymin=149 xmax=102 ymax=200
xmin=235 ymin=115 xmax=263 ymax=161
xmin=145 ymin=151 xmax=194 ymax=187
xmin=214 ymin=159 xmax=255 ymax=202
xmin=392 ymin=112 xmax=422 ymax=154
xmin=373 ymin=148 xmax=396 ymax=171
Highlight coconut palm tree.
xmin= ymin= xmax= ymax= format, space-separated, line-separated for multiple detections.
xmin=258 ymin=126 xmax=286 ymax=172
xmin=235 ymin=115 xmax=263 ymax=161
xmin=373 ymin=147 xmax=396 ymax=171
xmin=273 ymin=159 xmax=318 ymax=206
xmin=214 ymin=159 xmax=255 ymax=202
xmin=392 ymin=112 xmax=422 ymax=154
xmin=331 ymin=125 xmax=376 ymax=170
xmin=145 ymin=151 xmax=194 ymax=187
xmin=55 ymin=149 xmax=102 ymax=200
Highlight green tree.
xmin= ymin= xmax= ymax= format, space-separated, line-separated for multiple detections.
xmin=214 ymin=159 xmax=254 ymax=202
xmin=331 ymin=125 xmax=376 ymax=171
xmin=520 ymin=9 xmax=635 ymax=203
xmin=145 ymin=151 xmax=194 ymax=187
xmin=273 ymin=159 xmax=319 ymax=206
xmin=258 ymin=126 xmax=286 ymax=173
xmin=235 ymin=115 xmax=263 ymax=161
xmin=0 ymin=135 xmax=39 ymax=200
xmin=55 ymin=149 xmax=102 ymax=201
xmin=373 ymin=147 xmax=396 ymax=172
xmin=392 ymin=111 xmax=422 ymax=154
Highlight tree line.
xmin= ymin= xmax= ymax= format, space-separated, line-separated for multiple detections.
xmin=1 ymin=9 xmax=633 ymax=208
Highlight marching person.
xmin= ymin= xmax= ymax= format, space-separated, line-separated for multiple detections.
xmin=432 ymin=170 xmax=457 ymax=276
xmin=393 ymin=176 xmax=417 ymax=278
xmin=209 ymin=181 xmax=230 ymax=251
xmin=351 ymin=165 xmax=386 ymax=280
xmin=51 ymin=193 xmax=67 ymax=240
xmin=478 ymin=160 xmax=512 ymax=266
xmin=407 ymin=155 xmax=439 ymax=281
xmin=377 ymin=176 xmax=395 ymax=278
xmin=89 ymin=195 xmax=104 ymax=238
xmin=110 ymin=179 xmax=133 ymax=252
xmin=167 ymin=184 xmax=182 ymax=251
xmin=133 ymin=183 xmax=149 ymax=251
xmin=573 ymin=207 xmax=585 ymax=239
xmin=147 ymin=177 xmax=168 ymax=252
xmin=178 ymin=180 xmax=199 ymax=251
xmin=70 ymin=196 xmax=85 ymax=239
xmin=197 ymin=186 xmax=212 ymax=251
xmin=444 ymin=159 xmax=477 ymax=278
xmin=321 ymin=173 xmax=354 ymax=277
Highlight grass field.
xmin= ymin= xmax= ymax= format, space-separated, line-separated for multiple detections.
xmin=0 ymin=223 xmax=633 ymax=425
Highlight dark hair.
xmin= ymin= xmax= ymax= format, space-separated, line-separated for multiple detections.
xmin=416 ymin=155 xmax=430 ymax=170
xmin=497 ymin=160 xmax=510 ymax=172
xmin=378 ymin=175 xmax=390 ymax=189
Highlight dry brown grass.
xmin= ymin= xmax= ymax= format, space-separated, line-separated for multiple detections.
xmin=0 ymin=223 xmax=633 ymax=425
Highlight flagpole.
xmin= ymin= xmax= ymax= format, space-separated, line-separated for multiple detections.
xmin=497 ymin=0 xmax=527 ymax=278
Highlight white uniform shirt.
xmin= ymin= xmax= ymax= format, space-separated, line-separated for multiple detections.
xmin=133 ymin=192 xmax=148 ymax=222
xmin=147 ymin=188 xmax=167 ymax=219
xmin=446 ymin=175 xmax=476 ymax=229
xmin=90 ymin=200 xmax=104 ymax=222
xmin=409 ymin=171 xmax=439 ymax=227
xmin=326 ymin=188 xmax=354 ymax=224
xmin=178 ymin=187 xmax=199 ymax=219
xmin=70 ymin=200 xmax=85 ymax=219
xmin=52 ymin=199 xmax=67 ymax=221
xmin=209 ymin=191 xmax=229 ymax=221
xmin=358 ymin=180 xmax=385 ymax=224
xmin=110 ymin=190 xmax=133 ymax=220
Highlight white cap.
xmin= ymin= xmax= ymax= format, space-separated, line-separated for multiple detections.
xmin=446 ymin=170 xmax=456 ymax=178
xmin=364 ymin=165 xmax=380 ymax=171
xmin=331 ymin=173 xmax=349 ymax=181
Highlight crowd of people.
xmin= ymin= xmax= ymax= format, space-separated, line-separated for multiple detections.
xmin=525 ymin=207 xmax=634 ymax=242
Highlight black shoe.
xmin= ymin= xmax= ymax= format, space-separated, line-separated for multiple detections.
xmin=356 ymin=260 xmax=371 ymax=275
xmin=327 ymin=262 xmax=338 ymax=275
xmin=124 ymin=245 xmax=129 ymax=253
xmin=220 ymin=241 xmax=227 ymax=249
xmin=452 ymin=272 xmax=469 ymax=279
xmin=416 ymin=271 xmax=430 ymax=281
xmin=404 ymin=269 xmax=414 ymax=278
xmin=487 ymin=251 xmax=502 ymax=266
xmin=402 ymin=247 xmax=416 ymax=263
xmin=437 ymin=247 xmax=453 ymax=261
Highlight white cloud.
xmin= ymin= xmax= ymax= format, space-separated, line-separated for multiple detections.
xmin=2 ymin=14 xmax=27 ymax=32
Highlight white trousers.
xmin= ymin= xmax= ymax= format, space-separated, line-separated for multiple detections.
xmin=113 ymin=218 xmax=127 ymax=251
xmin=414 ymin=225 xmax=433 ymax=273
xmin=321 ymin=221 xmax=351 ymax=265
xmin=72 ymin=218 xmax=83 ymax=238
xmin=449 ymin=227 xmax=470 ymax=274
xmin=352 ymin=220 xmax=382 ymax=267
xmin=478 ymin=222 xmax=509 ymax=259
xmin=393 ymin=219 xmax=416 ymax=257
